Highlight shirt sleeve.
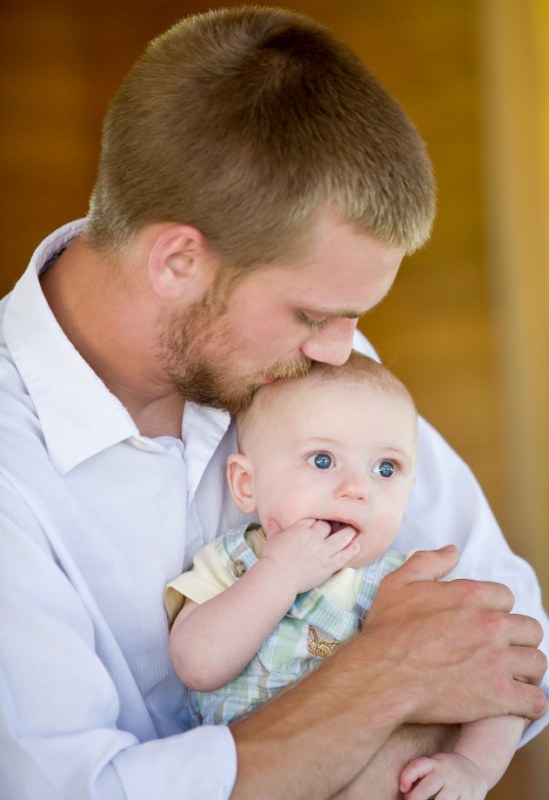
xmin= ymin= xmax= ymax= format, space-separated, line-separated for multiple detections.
xmin=352 ymin=330 xmax=549 ymax=746
xmin=165 ymin=541 xmax=235 ymax=626
xmin=0 ymin=481 xmax=237 ymax=800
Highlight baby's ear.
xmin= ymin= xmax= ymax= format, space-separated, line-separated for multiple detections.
xmin=227 ymin=453 xmax=256 ymax=513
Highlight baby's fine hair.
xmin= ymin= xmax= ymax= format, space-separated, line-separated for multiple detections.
xmin=305 ymin=350 xmax=414 ymax=402
xmin=237 ymin=351 xmax=417 ymax=441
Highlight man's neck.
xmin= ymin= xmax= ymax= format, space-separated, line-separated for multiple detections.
xmin=40 ymin=235 xmax=185 ymax=439
xmin=106 ymin=382 xmax=185 ymax=439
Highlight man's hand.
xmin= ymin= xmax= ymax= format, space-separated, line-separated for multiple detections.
xmin=231 ymin=546 xmax=546 ymax=800
xmin=262 ymin=518 xmax=360 ymax=595
xmin=362 ymin=546 xmax=547 ymax=724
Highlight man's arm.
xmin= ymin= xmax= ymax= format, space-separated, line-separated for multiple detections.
xmin=230 ymin=547 xmax=547 ymax=800
xmin=0 ymin=486 xmax=238 ymax=800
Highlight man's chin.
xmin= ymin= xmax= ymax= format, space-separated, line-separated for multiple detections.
xmin=181 ymin=383 xmax=260 ymax=415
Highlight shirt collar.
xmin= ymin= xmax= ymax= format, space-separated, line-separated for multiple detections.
xmin=3 ymin=220 xmax=143 ymax=473
xmin=5 ymin=220 xmax=232 ymax=476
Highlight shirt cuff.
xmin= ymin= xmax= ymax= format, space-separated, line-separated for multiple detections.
xmin=115 ymin=724 xmax=237 ymax=799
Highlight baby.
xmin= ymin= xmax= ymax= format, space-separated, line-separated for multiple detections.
xmin=165 ymin=351 xmax=525 ymax=800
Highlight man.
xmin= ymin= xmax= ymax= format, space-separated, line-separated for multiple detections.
xmin=0 ymin=7 xmax=547 ymax=799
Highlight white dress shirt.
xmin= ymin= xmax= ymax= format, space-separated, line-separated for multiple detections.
xmin=0 ymin=220 xmax=547 ymax=800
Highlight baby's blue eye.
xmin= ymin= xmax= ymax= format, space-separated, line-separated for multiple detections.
xmin=374 ymin=460 xmax=396 ymax=478
xmin=307 ymin=453 xmax=333 ymax=470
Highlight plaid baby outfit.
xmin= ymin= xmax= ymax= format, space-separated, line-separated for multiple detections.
xmin=168 ymin=524 xmax=406 ymax=726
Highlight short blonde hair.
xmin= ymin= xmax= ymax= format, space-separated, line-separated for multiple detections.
xmin=87 ymin=6 xmax=435 ymax=267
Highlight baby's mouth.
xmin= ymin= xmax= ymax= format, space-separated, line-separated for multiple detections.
xmin=325 ymin=520 xmax=359 ymax=536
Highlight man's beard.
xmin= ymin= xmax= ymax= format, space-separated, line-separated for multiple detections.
xmin=156 ymin=293 xmax=311 ymax=415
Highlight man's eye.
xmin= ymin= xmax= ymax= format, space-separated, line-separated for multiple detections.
xmin=373 ymin=460 xmax=396 ymax=478
xmin=307 ymin=453 xmax=334 ymax=470
xmin=298 ymin=311 xmax=328 ymax=331
xmin=307 ymin=318 xmax=328 ymax=332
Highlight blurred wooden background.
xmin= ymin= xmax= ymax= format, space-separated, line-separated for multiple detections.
xmin=1 ymin=0 xmax=547 ymax=796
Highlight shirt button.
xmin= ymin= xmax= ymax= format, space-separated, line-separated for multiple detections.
xmin=232 ymin=560 xmax=246 ymax=578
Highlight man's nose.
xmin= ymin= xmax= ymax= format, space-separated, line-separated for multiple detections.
xmin=300 ymin=317 xmax=358 ymax=366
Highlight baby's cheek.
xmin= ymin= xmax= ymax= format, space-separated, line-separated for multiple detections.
xmin=283 ymin=482 xmax=319 ymax=516
xmin=373 ymin=509 xmax=403 ymax=542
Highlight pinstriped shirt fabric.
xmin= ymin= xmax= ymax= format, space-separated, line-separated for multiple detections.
xmin=0 ymin=221 xmax=247 ymax=799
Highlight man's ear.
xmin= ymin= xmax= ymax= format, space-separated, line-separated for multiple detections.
xmin=227 ymin=453 xmax=256 ymax=514
xmin=147 ymin=225 xmax=214 ymax=301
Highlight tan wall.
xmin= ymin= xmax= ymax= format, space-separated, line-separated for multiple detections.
xmin=1 ymin=0 xmax=547 ymax=795
xmin=480 ymin=0 xmax=549 ymax=596
xmin=480 ymin=0 xmax=549 ymax=792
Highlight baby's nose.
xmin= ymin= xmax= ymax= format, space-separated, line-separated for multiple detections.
xmin=336 ymin=470 xmax=368 ymax=501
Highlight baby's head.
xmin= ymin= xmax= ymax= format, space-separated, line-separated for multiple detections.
xmin=227 ymin=352 xmax=418 ymax=568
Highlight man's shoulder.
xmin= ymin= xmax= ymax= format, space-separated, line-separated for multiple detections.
xmin=0 ymin=343 xmax=48 ymax=469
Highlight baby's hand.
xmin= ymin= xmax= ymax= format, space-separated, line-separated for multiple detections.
xmin=261 ymin=518 xmax=360 ymax=595
xmin=400 ymin=752 xmax=489 ymax=800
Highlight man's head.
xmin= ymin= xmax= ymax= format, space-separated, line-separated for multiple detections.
xmin=86 ymin=5 xmax=435 ymax=270
xmin=83 ymin=7 xmax=435 ymax=415
xmin=228 ymin=351 xmax=418 ymax=568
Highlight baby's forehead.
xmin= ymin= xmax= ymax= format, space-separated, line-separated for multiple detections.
xmin=237 ymin=372 xmax=414 ymax=441
xmin=243 ymin=371 xmax=338 ymax=417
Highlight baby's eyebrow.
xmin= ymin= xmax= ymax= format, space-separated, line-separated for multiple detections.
xmin=377 ymin=446 xmax=413 ymax=459
xmin=296 ymin=436 xmax=341 ymax=447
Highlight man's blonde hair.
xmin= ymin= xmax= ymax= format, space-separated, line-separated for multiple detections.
xmin=87 ymin=6 xmax=436 ymax=268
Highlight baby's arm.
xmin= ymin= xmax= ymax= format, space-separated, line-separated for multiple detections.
xmin=169 ymin=519 xmax=359 ymax=692
xmin=399 ymin=715 xmax=526 ymax=800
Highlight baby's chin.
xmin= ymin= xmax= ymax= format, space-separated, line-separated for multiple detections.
xmin=345 ymin=550 xmax=370 ymax=570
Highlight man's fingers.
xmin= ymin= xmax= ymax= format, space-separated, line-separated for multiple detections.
xmin=509 ymin=677 xmax=548 ymax=719
xmin=510 ymin=643 xmax=548 ymax=687
xmin=361 ymin=544 xmax=548 ymax=726
xmin=508 ymin=614 xmax=545 ymax=648
xmin=388 ymin=551 xmax=517 ymax=614
xmin=391 ymin=545 xmax=460 ymax=583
